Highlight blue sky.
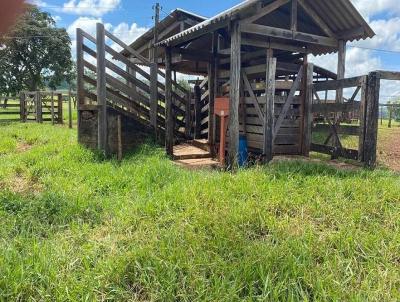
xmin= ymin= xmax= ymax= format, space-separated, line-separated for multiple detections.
xmin=30 ymin=0 xmax=400 ymax=101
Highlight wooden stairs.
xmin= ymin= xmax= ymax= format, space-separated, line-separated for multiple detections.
xmin=173 ymin=139 xmax=221 ymax=169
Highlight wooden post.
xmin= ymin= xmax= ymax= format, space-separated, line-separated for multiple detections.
xmin=57 ymin=93 xmax=63 ymax=124
xmin=149 ymin=3 xmax=160 ymax=133
xmin=291 ymin=0 xmax=298 ymax=31
xmin=68 ymin=88 xmax=73 ymax=128
xmin=185 ymin=90 xmax=191 ymax=138
xmin=208 ymin=32 xmax=218 ymax=156
xmin=363 ymin=72 xmax=380 ymax=168
xmin=76 ymin=28 xmax=84 ymax=142
xmin=263 ymin=51 xmax=276 ymax=163
xmin=19 ymin=92 xmax=25 ymax=122
xmin=194 ymin=84 xmax=202 ymax=139
xmin=228 ymin=21 xmax=241 ymax=169
xmin=51 ymin=91 xmax=55 ymax=125
xmin=117 ymin=115 xmax=122 ymax=161
xmin=165 ymin=47 xmax=174 ymax=158
xmin=150 ymin=63 xmax=158 ymax=130
xmin=96 ymin=23 xmax=108 ymax=155
xmin=36 ymin=91 xmax=42 ymax=123
xmin=302 ymin=63 xmax=314 ymax=156
xmin=336 ymin=40 xmax=346 ymax=104
xmin=388 ymin=106 xmax=393 ymax=128
xmin=358 ymin=77 xmax=367 ymax=162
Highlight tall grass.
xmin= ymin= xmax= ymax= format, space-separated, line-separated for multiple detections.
xmin=0 ymin=123 xmax=399 ymax=301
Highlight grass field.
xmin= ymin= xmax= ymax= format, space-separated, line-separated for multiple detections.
xmin=0 ymin=121 xmax=399 ymax=301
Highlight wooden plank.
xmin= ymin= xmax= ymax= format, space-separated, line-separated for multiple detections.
xmin=264 ymin=52 xmax=276 ymax=162
xmin=298 ymin=0 xmax=335 ymax=37
xmin=336 ymin=40 xmax=346 ymax=103
xmin=376 ymin=70 xmax=400 ymax=81
xmin=241 ymin=0 xmax=290 ymax=24
xmin=313 ymin=76 xmax=364 ymax=91
xmin=228 ymin=21 xmax=241 ymax=168
xmin=240 ymin=23 xmax=338 ymax=47
xmin=312 ymin=102 xmax=360 ymax=113
xmin=104 ymin=29 xmax=150 ymax=65
xmin=291 ymin=0 xmax=298 ymax=31
xmin=68 ymin=88 xmax=73 ymax=128
xmin=314 ymin=124 xmax=360 ymax=136
xmin=208 ymin=32 xmax=218 ymax=156
xmin=311 ymin=143 xmax=359 ymax=160
xmin=363 ymin=72 xmax=380 ymax=168
xmin=242 ymin=72 xmax=264 ymax=125
xmin=149 ymin=63 xmax=158 ymax=130
xmin=96 ymin=23 xmax=107 ymax=154
xmin=302 ymin=63 xmax=313 ymax=156
xmin=274 ymin=65 xmax=303 ymax=138
xmin=165 ymin=47 xmax=174 ymax=158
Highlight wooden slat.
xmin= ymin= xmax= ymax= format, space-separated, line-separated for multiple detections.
xmin=313 ymin=76 xmax=365 ymax=91
xmin=313 ymin=124 xmax=360 ymax=136
xmin=311 ymin=143 xmax=359 ymax=160
xmin=312 ymin=102 xmax=360 ymax=113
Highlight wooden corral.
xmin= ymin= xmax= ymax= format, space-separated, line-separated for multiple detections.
xmin=76 ymin=0 xmax=396 ymax=168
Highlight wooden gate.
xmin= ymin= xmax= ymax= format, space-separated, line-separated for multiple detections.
xmin=311 ymin=73 xmax=380 ymax=167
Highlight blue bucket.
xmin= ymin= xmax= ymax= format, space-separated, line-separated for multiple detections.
xmin=238 ymin=135 xmax=248 ymax=167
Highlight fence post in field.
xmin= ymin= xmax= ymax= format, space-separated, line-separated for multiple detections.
xmin=363 ymin=72 xmax=380 ymax=168
xmin=68 ymin=88 xmax=73 ymax=128
xmin=51 ymin=91 xmax=55 ymax=125
xmin=36 ymin=91 xmax=42 ymax=123
xmin=96 ymin=23 xmax=108 ymax=155
xmin=57 ymin=93 xmax=63 ymax=124
xmin=19 ymin=92 xmax=25 ymax=122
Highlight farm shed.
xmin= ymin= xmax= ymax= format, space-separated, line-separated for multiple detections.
xmin=76 ymin=0 xmax=392 ymax=168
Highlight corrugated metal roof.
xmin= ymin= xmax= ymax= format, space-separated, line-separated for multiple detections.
xmin=122 ymin=8 xmax=207 ymax=56
xmin=157 ymin=0 xmax=375 ymax=55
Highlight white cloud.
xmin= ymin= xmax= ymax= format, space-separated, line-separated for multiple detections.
xmin=62 ymin=0 xmax=121 ymax=17
xmin=111 ymin=23 xmax=148 ymax=52
xmin=351 ymin=0 xmax=400 ymax=20
xmin=27 ymin=0 xmax=48 ymax=7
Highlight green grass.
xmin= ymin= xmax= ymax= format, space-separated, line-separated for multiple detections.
xmin=0 ymin=122 xmax=399 ymax=301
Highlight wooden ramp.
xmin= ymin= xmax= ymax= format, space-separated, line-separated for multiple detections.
xmin=173 ymin=142 xmax=221 ymax=169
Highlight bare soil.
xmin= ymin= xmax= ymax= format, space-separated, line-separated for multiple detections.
xmin=378 ymin=126 xmax=400 ymax=172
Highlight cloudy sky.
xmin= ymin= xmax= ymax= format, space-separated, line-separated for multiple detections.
xmin=29 ymin=0 xmax=400 ymax=102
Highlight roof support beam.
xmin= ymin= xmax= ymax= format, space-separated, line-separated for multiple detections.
xmin=240 ymin=23 xmax=338 ymax=47
xmin=242 ymin=0 xmax=290 ymax=24
xmin=291 ymin=0 xmax=297 ymax=31
xmin=297 ymin=0 xmax=336 ymax=38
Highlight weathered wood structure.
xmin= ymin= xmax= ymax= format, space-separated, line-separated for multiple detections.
xmin=0 ymin=91 xmax=66 ymax=124
xmin=76 ymin=0 xmax=395 ymax=168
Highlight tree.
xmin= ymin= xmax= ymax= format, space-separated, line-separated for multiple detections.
xmin=0 ymin=5 xmax=73 ymax=95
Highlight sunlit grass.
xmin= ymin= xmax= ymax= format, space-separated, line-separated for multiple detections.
xmin=0 ymin=122 xmax=399 ymax=301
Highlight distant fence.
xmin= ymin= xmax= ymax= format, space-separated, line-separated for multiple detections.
xmin=0 ymin=90 xmax=76 ymax=127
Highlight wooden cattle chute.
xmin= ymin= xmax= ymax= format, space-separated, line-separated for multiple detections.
xmin=76 ymin=23 xmax=192 ymax=156
xmin=76 ymin=1 xmax=393 ymax=168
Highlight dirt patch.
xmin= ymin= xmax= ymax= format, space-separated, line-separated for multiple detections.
xmin=16 ymin=141 xmax=33 ymax=153
xmin=6 ymin=174 xmax=42 ymax=195
xmin=378 ymin=127 xmax=400 ymax=172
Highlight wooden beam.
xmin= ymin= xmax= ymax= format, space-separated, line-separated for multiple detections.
xmin=96 ymin=23 xmax=108 ymax=155
xmin=242 ymin=71 xmax=264 ymax=125
xmin=274 ymin=66 xmax=303 ymax=138
xmin=241 ymin=37 xmax=307 ymax=53
xmin=242 ymin=0 xmax=290 ymax=24
xmin=336 ymin=40 xmax=346 ymax=103
xmin=264 ymin=50 xmax=276 ymax=162
xmin=165 ymin=47 xmax=174 ymax=158
xmin=291 ymin=0 xmax=297 ymax=31
xmin=298 ymin=0 xmax=335 ymax=38
xmin=228 ymin=22 xmax=241 ymax=169
xmin=208 ymin=32 xmax=218 ymax=156
xmin=240 ymin=23 xmax=338 ymax=47
xmin=302 ymin=63 xmax=313 ymax=156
